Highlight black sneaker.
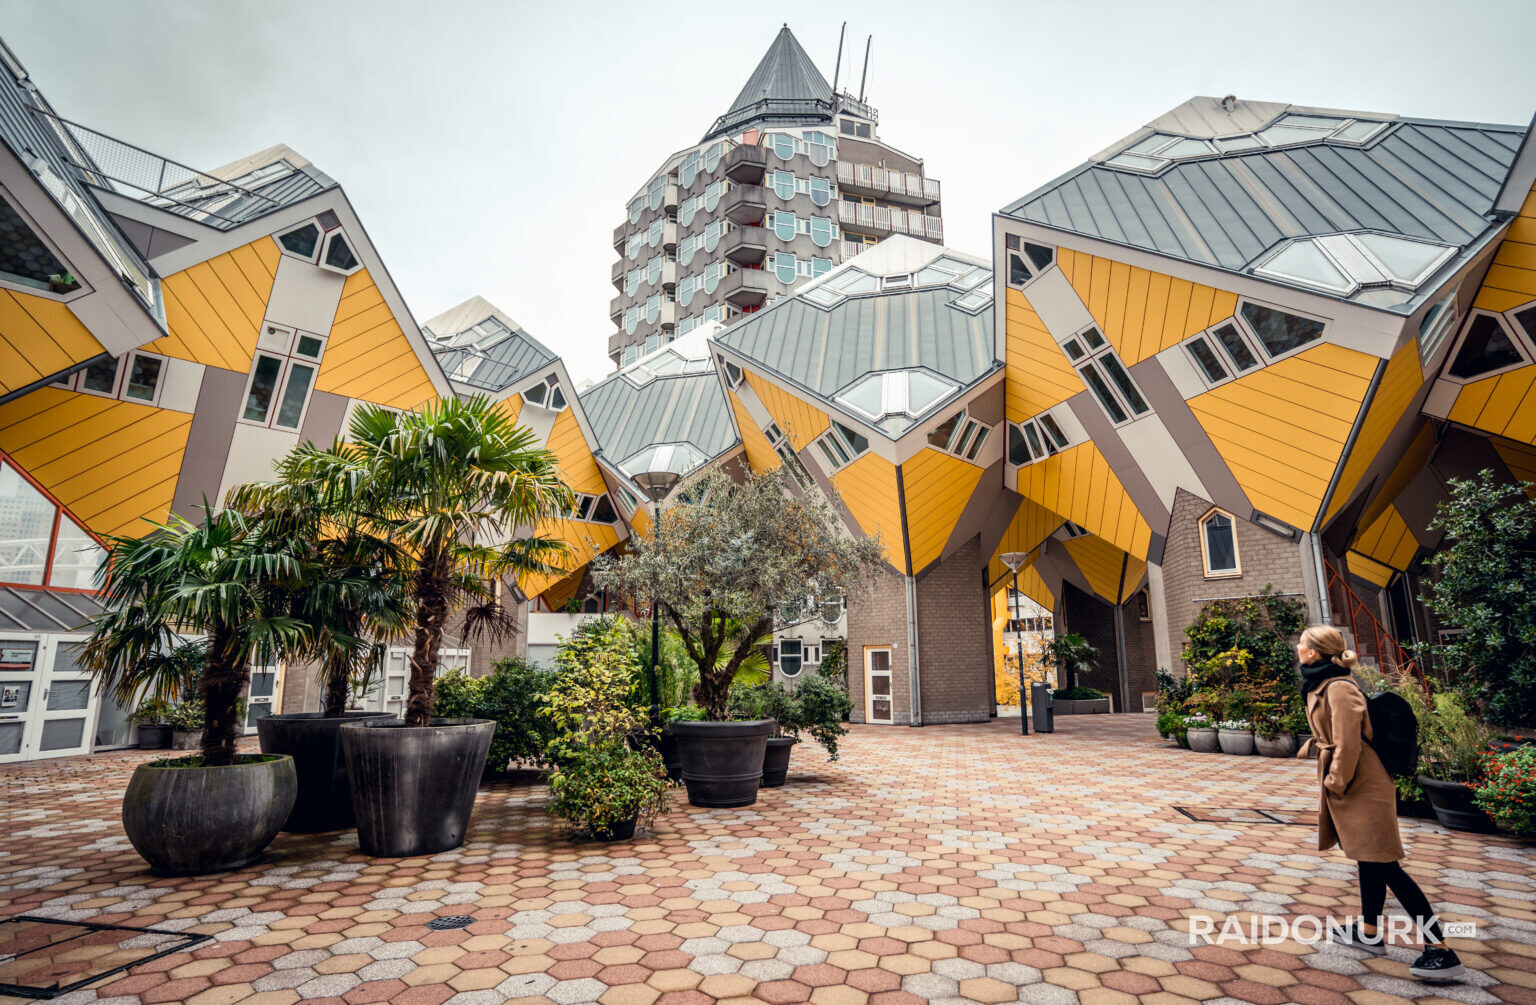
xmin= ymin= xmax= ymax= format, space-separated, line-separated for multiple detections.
xmin=1409 ymin=946 xmax=1466 ymax=980
xmin=1337 ymin=919 xmax=1385 ymax=953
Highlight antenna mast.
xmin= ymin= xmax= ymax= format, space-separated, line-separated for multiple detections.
xmin=858 ymin=35 xmax=871 ymax=103
xmin=832 ymin=21 xmax=846 ymax=93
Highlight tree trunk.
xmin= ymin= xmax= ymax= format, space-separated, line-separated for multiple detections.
xmin=405 ymin=559 xmax=449 ymax=727
xmin=199 ymin=626 xmax=249 ymax=766
xmin=322 ymin=649 xmax=350 ymax=718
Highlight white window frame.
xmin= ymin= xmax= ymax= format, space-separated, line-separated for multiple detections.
xmin=1064 ymin=324 xmax=1150 ymax=426
xmin=1234 ymin=297 xmax=1330 ymax=364
xmin=273 ymin=220 xmax=324 ymax=264
xmin=1198 ymin=508 xmax=1242 ymax=579
xmin=1007 ymin=412 xmax=1072 ymax=467
xmin=926 ymin=409 xmax=991 ymax=463
xmin=1181 ymin=318 xmax=1266 ymax=390
xmin=1416 ymin=289 xmax=1459 ymax=368
xmin=1003 ymin=235 xmax=1055 ymax=291
xmin=573 ymin=492 xmax=620 ymax=525
xmin=764 ymin=422 xmax=810 ymax=488
xmin=59 ymin=349 xmax=169 ymax=406
xmin=319 ymin=228 xmax=364 ymax=276
xmin=239 ymin=324 xmax=328 ymax=431
xmin=811 ymin=420 xmax=870 ymax=473
xmin=776 ymin=639 xmax=804 ymax=678
xmin=521 ymin=373 xmax=569 ymax=411
xmin=1439 ymin=307 xmax=1534 ymax=385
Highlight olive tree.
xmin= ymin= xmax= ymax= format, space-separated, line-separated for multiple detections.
xmin=594 ymin=469 xmax=885 ymax=720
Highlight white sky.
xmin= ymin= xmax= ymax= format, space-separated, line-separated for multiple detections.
xmin=7 ymin=0 xmax=1535 ymax=386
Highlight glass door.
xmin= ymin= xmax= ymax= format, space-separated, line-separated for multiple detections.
xmin=0 ymin=636 xmax=43 ymax=764
xmin=864 ymin=646 xmax=893 ymax=724
xmin=36 ymin=636 xmax=94 ymax=759
xmin=244 ymin=664 xmax=280 ymax=733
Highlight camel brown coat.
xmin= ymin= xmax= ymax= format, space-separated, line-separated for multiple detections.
xmin=1297 ymin=676 xmax=1403 ymax=862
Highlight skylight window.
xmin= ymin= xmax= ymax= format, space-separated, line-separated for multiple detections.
xmin=1254 ymin=232 xmax=1454 ymax=298
xmin=1108 ymin=114 xmax=1391 ymax=174
xmin=835 ymin=369 xmax=958 ymax=431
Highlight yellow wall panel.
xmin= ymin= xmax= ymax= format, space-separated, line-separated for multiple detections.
xmin=1492 ymin=435 xmax=1536 ymax=496
xmin=1005 ymin=288 xmax=1082 ymax=421
xmin=316 ymin=269 xmax=438 ymax=410
xmin=546 ymin=407 xmax=606 ymax=495
xmin=1013 ymin=441 xmax=1150 ymax=558
xmin=743 ymin=372 xmax=829 ymax=450
xmin=150 ymin=237 xmax=278 ymax=370
xmin=0 ymin=388 xmax=191 ymax=538
xmin=727 ymin=389 xmax=780 ymax=474
xmin=496 ymin=392 xmax=523 ymax=427
xmin=1189 ymin=342 xmax=1376 ymax=529
xmin=900 ymin=448 xmax=985 ymax=573
xmin=1056 ymin=250 xmax=1237 ymax=366
xmin=519 ymin=519 xmax=622 ymax=604
xmin=987 ymin=496 xmax=1065 ymax=584
xmin=1352 ymin=505 xmax=1418 ymax=573
xmin=1345 ymin=550 xmax=1394 ymax=588
xmin=1472 ymin=178 xmax=1536 ymax=311
xmin=1324 ymin=339 xmax=1423 ymax=523
xmin=0 ymin=291 xmax=108 ymax=394
xmin=1062 ymin=534 xmax=1128 ymax=603
xmin=829 ymin=451 xmax=906 ymax=573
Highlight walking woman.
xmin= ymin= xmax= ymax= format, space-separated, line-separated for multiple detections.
xmin=1297 ymin=625 xmax=1465 ymax=980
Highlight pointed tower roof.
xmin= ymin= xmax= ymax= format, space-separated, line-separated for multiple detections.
xmin=703 ymin=26 xmax=835 ymax=140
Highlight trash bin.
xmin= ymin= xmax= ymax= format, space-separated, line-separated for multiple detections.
xmin=1031 ymin=682 xmax=1054 ymax=733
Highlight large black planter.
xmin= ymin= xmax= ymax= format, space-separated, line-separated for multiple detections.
xmin=659 ymin=723 xmax=683 ymax=783
xmin=121 ymin=755 xmax=296 ymax=875
xmin=671 ymin=719 xmax=774 ymax=808
xmin=762 ymin=736 xmax=797 ymax=787
xmin=341 ymin=718 xmax=495 ymax=857
xmin=136 ymin=724 xmax=171 ymax=750
xmin=257 ymin=711 xmax=396 ymax=832
xmin=592 ymin=818 xmax=637 ymax=842
xmin=1418 ymin=775 xmax=1495 ymax=833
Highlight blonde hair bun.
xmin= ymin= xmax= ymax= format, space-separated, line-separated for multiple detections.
xmin=1333 ymin=649 xmax=1358 ymax=670
xmin=1301 ymin=624 xmax=1357 ymax=669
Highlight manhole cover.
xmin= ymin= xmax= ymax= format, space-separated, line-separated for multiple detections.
xmin=0 ymin=915 xmax=210 ymax=1000
xmin=426 ymin=916 xmax=474 ymax=931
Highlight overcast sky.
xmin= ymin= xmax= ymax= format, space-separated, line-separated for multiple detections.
xmin=7 ymin=0 xmax=1535 ymax=385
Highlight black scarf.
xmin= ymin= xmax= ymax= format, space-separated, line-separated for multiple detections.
xmin=1299 ymin=658 xmax=1349 ymax=696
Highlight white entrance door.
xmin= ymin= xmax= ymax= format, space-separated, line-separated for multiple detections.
xmin=864 ymin=646 xmax=893 ymax=724
xmin=365 ymin=647 xmax=471 ymax=716
xmin=0 ymin=633 xmax=96 ymax=763
xmin=244 ymin=663 xmax=282 ymax=734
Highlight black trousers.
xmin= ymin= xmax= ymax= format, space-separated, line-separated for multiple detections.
xmin=1359 ymin=860 xmax=1442 ymax=941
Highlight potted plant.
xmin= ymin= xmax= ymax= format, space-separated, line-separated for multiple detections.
xmin=1183 ymin=712 xmax=1218 ymax=753
xmin=542 ymin=616 xmax=669 ymax=840
xmin=794 ymin=668 xmax=853 ymax=761
xmin=595 ymin=469 xmax=883 ymax=808
xmin=733 ymin=683 xmax=800 ymax=786
xmin=1416 ymin=691 xmax=1495 ymax=832
xmin=1473 ymin=745 xmax=1536 ymax=836
xmin=1047 ymin=633 xmax=1100 ymax=692
xmin=80 ymin=508 xmax=304 ymax=875
xmin=1216 ymin=719 xmax=1254 ymax=755
xmin=231 ymin=475 xmax=410 ymax=833
xmin=167 ymin=698 xmax=205 ymax=750
xmin=1253 ymin=707 xmax=1293 ymax=757
xmin=239 ymin=398 xmax=572 ymax=856
xmin=1051 ymin=685 xmax=1109 ymax=714
xmin=130 ymin=701 xmax=173 ymax=749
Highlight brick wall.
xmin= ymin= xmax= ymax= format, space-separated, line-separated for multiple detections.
xmin=1061 ymin=582 xmax=1120 ymax=698
xmin=914 ymin=536 xmax=993 ymax=724
xmin=1161 ymin=488 xmax=1310 ymax=672
xmin=846 ymin=563 xmax=913 ymax=724
xmin=1122 ymin=592 xmax=1158 ymax=712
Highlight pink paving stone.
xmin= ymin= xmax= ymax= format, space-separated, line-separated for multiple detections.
xmin=754 ymin=979 xmax=814 ymax=1003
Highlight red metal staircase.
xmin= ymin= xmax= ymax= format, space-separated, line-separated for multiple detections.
xmin=1323 ymin=559 xmax=1427 ymax=691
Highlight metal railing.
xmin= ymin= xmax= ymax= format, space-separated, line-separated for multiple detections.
xmin=1323 ymin=559 xmax=1428 ymax=692
xmin=837 ymin=203 xmax=943 ymax=241
xmin=32 ymin=109 xmax=281 ymax=230
xmin=836 ymin=162 xmax=940 ymax=203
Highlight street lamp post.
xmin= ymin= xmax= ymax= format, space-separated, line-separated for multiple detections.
xmin=1000 ymin=552 xmax=1030 ymax=737
xmin=634 ymin=469 xmax=681 ymax=730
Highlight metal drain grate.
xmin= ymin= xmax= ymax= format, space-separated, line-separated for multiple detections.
xmin=425 ymin=916 xmax=475 ymax=931
xmin=0 ymin=915 xmax=210 ymax=1000
xmin=1174 ymin=805 xmax=1313 ymax=826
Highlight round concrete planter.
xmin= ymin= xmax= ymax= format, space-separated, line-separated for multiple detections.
xmin=1417 ymin=775 xmax=1495 ymax=833
xmin=762 ymin=736 xmax=798 ymax=787
xmin=1054 ymin=698 xmax=1111 ymax=715
xmin=122 ymin=755 xmax=296 ymax=876
xmin=659 ymin=722 xmax=684 ymax=783
xmin=671 ymin=719 xmax=775 ymax=807
xmin=1254 ymin=733 xmax=1295 ymax=758
xmin=1186 ymin=727 xmax=1219 ymax=753
xmin=257 ymin=712 xmax=396 ymax=832
xmin=1218 ymin=729 xmax=1255 ymax=755
xmin=341 ymin=718 xmax=496 ymax=857
xmin=170 ymin=729 xmax=202 ymax=750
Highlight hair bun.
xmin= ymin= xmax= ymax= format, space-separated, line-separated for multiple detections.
xmin=1334 ymin=649 xmax=1359 ymax=670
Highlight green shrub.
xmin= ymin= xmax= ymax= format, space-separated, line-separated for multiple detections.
xmin=1156 ymin=708 xmax=1187 ymax=741
xmin=1182 ymin=588 xmax=1304 ymax=695
xmin=1052 ymin=686 xmax=1106 ymax=701
xmin=546 ymin=738 xmax=670 ymax=838
xmin=1473 ymin=745 xmax=1536 ymax=834
xmin=792 ymin=672 xmax=852 ymax=760
xmin=434 ymin=657 xmax=558 ymax=773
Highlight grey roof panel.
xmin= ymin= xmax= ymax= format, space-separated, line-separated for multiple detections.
xmin=429 ymin=320 xmax=558 ymax=394
xmin=704 ymin=27 xmax=836 ymax=140
xmin=1003 ymin=116 xmax=1526 ymax=287
xmin=578 ymin=363 xmax=738 ymax=475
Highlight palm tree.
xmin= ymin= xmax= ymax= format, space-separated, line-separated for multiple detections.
xmin=79 ymin=508 xmax=309 ymax=766
xmin=238 ymin=397 xmax=573 ymax=726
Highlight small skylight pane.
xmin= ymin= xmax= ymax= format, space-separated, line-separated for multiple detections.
xmin=1282 ymin=114 xmax=1347 ymax=128
xmin=1258 ymin=124 xmax=1328 ymax=146
xmin=906 ymin=371 xmax=956 ymax=415
xmin=915 ymin=265 xmax=958 ymax=286
xmin=1161 ymin=138 xmax=1213 ymax=159
xmin=929 ymin=256 xmax=975 ymax=274
xmin=1334 ymin=119 xmax=1386 ymax=143
xmin=1352 ymin=233 xmax=1453 ymax=285
xmin=1215 ymin=134 xmax=1265 ymax=153
xmin=1106 ymin=153 xmax=1168 ymax=172
xmin=1257 ymin=240 xmax=1353 ymax=293
xmin=1352 ymin=288 xmax=1414 ymax=308
xmin=802 ymin=286 xmax=842 ymax=308
xmin=953 ymin=267 xmax=990 ymax=290
xmin=839 ymin=375 xmax=886 ymax=418
xmin=835 ymin=272 xmax=881 ymax=294
xmin=1317 ymin=234 xmax=1388 ymax=286
xmin=1127 ymin=133 xmax=1176 ymax=154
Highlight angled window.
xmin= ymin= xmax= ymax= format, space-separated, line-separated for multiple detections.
xmin=764 ymin=422 xmax=810 ymax=488
xmin=572 ymin=493 xmax=619 ymax=524
xmin=927 ymin=409 xmax=990 ymax=462
xmin=1184 ymin=319 xmax=1263 ymax=388
xmin=522 ymin=373 xmax=567 ymax=410
xmin=0 ymin=196 xmax=75 ymax=293
xmin=1447 ymin=312 xmax=1527 ymax=381
xmin=1007 ymin=412 xmax=1070 ymax=466
xmin=241 ymin=325 xmax=325 ymax=430
xmin=1239 ymin=301 xmax=1325 ymax=359
xmin=1199 ymin=508 xmax=1240 ymax=578
xmin=60 ymin=350 xmax=167 ymax=405
xmin=320 ymin=230 xmax=362 ymax=275
xmin=1416 ymin=290 xmax=1458 ymax=366
xmin=1211 ymin=322 xmax=1260 ymax=372
xmin=276 ymin=221 xmax=322 ymax=262
xmin=1186 ymin=336 xmax=1229 ymax=385
xmin=813 ymin=421 xmax=869 ymax=473
xmin=1063 ymin=324 xmax=1149 ymax=424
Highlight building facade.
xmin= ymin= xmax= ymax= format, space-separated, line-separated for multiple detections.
xmin=607 ymin=26 xmax=943 ymax=368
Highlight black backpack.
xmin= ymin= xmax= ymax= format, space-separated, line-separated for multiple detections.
xmin=1327 ymin=678 xmax=1419 ymax=777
